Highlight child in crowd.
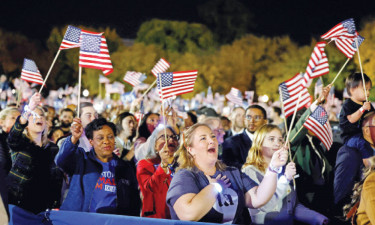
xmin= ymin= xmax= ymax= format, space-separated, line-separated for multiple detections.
xmin=339 ymin=72 xmax=375 ymax=163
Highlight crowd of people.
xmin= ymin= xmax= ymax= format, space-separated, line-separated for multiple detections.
xmin=0 ymin=72 xmax=375 ymax=225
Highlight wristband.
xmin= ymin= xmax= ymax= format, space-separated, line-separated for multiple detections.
xmin=268 ymin=164 xmax=282 ymax=174
xmin=359 ymin=107 xmax=365 ymax=114
xmin=212 ymin=183 xmax=223 ymax=193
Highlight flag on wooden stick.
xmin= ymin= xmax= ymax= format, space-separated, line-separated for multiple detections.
xmin=79 ymin=31 xmax=113 ymax=75
xmin=303 ymin=106 xmax=333 ymax=150
xmin=124 ymin=71 xmax=147 ymax=87
xmin=21 ymin=58 xmax=44 ymax=86
xmin=335 ymin=34 xmax=364 ymax=58
xmin=157 ymin=70 xmax=198 ymax=100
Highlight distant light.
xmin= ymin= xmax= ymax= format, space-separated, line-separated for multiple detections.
xmin=261 ymin=95 xmax=269 ymax=102
xmin=83 ymin=89 xmax=89 ymax=97
xmin=11 ymin=89 xmax=16 ymax=94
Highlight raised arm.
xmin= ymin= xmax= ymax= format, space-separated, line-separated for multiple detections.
xmin=245 ymin=148 xmax=288 ymax=208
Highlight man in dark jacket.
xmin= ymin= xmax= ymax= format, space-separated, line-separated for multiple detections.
xmin=55 ymin=118 xmax=140 ymax=215
xmin=222 ymin=105 xmax=267 ymax=169
xmin=333 ymin=111 xmax=375 ymax=216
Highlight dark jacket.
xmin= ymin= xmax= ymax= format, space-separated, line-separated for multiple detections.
xmin=55 ymin=135 xmax=141 ymax=216
xmin=0 ymin=130 xmax=11 ymax=174
xmin=222 ymin=130 xmax=252 ymax=170
xmin=7 ymin=117 xmax=62 ymax=214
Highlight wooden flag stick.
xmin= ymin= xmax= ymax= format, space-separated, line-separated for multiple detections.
xmin=355 ymin=38 xmax=368 ymax=102
xmin=284 ymin=91 xmax=302 ymax=148
xmin=77 ymin=67 xmax=82 ymax=117
xmin=16 ymin=80 xmax=23 ymax=108
xmin=330 ymin=58 xmax=351 ymax=85
xmin=141 ymin=79 xmax=157 ymax=98
xmin=39 ymin=50 xmax=61 ymax=93
xmin=158 ymin=75 xmax=168 ymax=143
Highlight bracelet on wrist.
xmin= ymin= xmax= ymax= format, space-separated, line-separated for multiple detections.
xmin=360 ymin=107 xmax=365 ymax=114
xmin=21 ymin=111 xmax=31 ymax=121
xmin=268 ymin=164 xmax=282 ymax=174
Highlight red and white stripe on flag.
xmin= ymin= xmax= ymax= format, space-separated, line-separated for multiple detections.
xmin=335 ymin=34 xmax=364 ymax=58
xmin=279 ymin=73 xmax=311 ymax=118
xmin=302 ymin=42 xmax=329 ymax=88
xmin=124 ymin=71 xmax=143 ymax=87
xmin=59 ymin=25 xmax=82 ymax=50
xmin=303 ymin=106 xmax=333 ymax=150
xmin=321 ymin=18 xmax=356 ymax=40
xmin=225 ymin=87 xmax=243 ymax=106
xmin=79 ymin=31 xmax=113 ymax=75
xmin=157 ymin=70 xmax=197 ymax=100
xmin=151 ymin=58 xmax=170 ymax=77
xmin=20 ymin=58 xmax=44 ymax=86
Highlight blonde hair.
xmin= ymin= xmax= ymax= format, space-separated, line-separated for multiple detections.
xmin=242 ymin=124 xmax=281 ymax=173
xmin=175 ymin=123 xmax=226 ymax=172
xmin=24 ymin=106 xmax=49 ymax=146
xmin=344 ymin=156 xmax=375 ymax=219
xmin=0 ymin=107 xmax=20 ymax=121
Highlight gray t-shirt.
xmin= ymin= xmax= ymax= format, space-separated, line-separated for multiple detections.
xmin=166 ymin=166 xmax=257 ymax=224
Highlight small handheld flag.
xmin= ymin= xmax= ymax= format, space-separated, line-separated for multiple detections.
xmin=226 ymin=87 xmax=243 ymax=106
xmin=321 ymin=18 xmax=356 ymax=40
xmin=157 ymin=70 xmax=198 ymax=100
xmin=21 ymin=59 xmax=44 ymax=86
xmin=60 ymin=25 xmax=82 ymax=50
xmin=124 ymin=71 xmax=147 ymax=87
xmin=151 ymin=58 xmax=170 ymax=77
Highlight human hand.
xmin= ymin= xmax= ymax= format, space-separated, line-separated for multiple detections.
xmin=363 ymin=102 xmax=371 ymax=111
xmin=317 ymin=84 xmax=332 ymax=104
xmin=113 ymin=148 xmax=120 ymax=157
xmin=159 ymin=143 xmax=174 ymax=165
xmin=29 ymin=93 xmax=41 ymax=111
xmin=206 ymin=174 xmax=231 ymax=191
xmin=270 ymin=147 xmax=288 ymax=168
xmin=285 ymin=162 xmax=297 ymax=181
xmin=71 ymin=118 xmax=83 ymax=144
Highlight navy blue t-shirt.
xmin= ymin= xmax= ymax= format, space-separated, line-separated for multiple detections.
xmin=89 ymin=159 xmax=117 ymax=213
xmin=166 ymin=167 xmax=257 ymax=224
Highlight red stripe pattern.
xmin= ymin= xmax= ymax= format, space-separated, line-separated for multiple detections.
xmin=335 ymin=34 xmax=364 ymax=58
xmin=59 ymin=25 xmax=82 ymax=50
xmin=157 ymin=70 xmax=198 ymax=100
xmin=302 ymin=42 xmax=329 ymax=88
xmin=303 ymin=106 xmax=333 ymax=150
xmin=151 ymin=58 xmax=170 ymax=77
xmin=226 ymin=87 xmax=243 ymax=106
xmin=124 ymin=71 xmax=146 ymax=87
xmin=20 ymin=58 xmax=44 ymax=85
xmin=79 ymin=31 xmax=113 ymax=75
xmin=279 ymin=73 xmax=311 ymax=118
xmin=321 ymin=18 xmax=356 ymax=40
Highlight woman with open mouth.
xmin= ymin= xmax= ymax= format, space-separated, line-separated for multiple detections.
xmin=136 ymin=124 xmax=179 ymax=219
xmin=6 ymin=93 xmax=62 ymax=214
xmin=166 ymin=123 xmax=289 ymax=224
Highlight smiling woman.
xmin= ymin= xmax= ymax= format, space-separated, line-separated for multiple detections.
xmin=166 ymin=123 xmax=289 ymax=224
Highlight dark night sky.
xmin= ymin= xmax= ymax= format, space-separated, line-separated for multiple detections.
xmin=2 ymin=0 xmax=375 ymax=45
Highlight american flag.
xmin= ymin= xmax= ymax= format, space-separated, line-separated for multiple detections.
xmin=321 ymin=18 xmax=356 ymax=40
xmin=151 ymin=58 xmax=170 ymax=77
xmin=79 ymin=32 xmax=113 ymax=75
xmin=303 ymin=106 xmax=333 ymax=150
xmin=302 ymin=42 xmax=329 ymax=88
xmin=335 ymin=34 xmax=364 ymax=58
xmin=123 ymin=71 xmax=147 ymax=87
xmin=59 ymin=25 xmax=82 ymax=50
xmin=279 ymin=73 xmax=311 ymax=118
xmin=327 ymin=86 xmax=335 ymax=106
xmin=226 ymin=87 xmax=243 ymax=106
xmin=21 ymin=58 xmax=44 ymax=86
xmin=157 ymin=70 xmax=198 ymax=100
xmin=314 ymin=77 xmax=323 ymax=99
xmin=134 ymin=100 xmax=145 ymax=126
xmin=99 ymin=74 xmax=110 ymax=83
xmin=245 ymin=90 xmax=255 ymax=104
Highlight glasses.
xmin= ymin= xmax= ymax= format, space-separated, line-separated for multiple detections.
xmin=245 ymin=115 xmax=264 ymax=121
xmin=213 ymin=128 xmax=225 ymax=134
xmin=94 ymin=135 xmax=115 ymax=142
xmin=157 ymin=134 xmax=179 ymax=141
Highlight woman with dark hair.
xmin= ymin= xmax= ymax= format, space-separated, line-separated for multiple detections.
xmin=114 ymin=112 xmax=137 ymax=161
xmin=134 ymin=112 xmax=160 ymax=161
xmin=7 ymin=93 xmax=62 ymax=214
xmin=137 ymin=125 xmax=179 ymax=218
xmin=55 ymin=117 xmax=141 ymax=215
